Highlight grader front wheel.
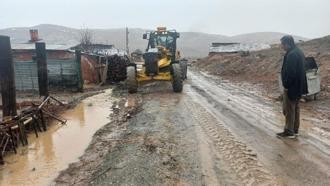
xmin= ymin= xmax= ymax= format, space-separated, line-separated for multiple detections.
xmin=126 ymin=66 xmax=138 ymax=93
xmin=180 ymin=60 xmax=188 ymax=80
xmin=171 ymin=63 xmax=183 ymax=93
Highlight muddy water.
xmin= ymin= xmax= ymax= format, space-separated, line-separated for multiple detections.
xmin=0 ymin=89 xmax=113 ymax=186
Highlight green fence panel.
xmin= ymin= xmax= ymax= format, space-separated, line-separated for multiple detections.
xmin=14 ymin=61 xmax=39 ymax=91
xmin=14 ymin=58 xmax=80 ymax=91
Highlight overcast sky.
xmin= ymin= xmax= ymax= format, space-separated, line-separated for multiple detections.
xmin=1 ymin=0 xmax=329 ymax=38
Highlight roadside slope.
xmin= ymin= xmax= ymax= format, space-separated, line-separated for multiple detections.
xmin=193 ymin=35 xmax=330 ymax=98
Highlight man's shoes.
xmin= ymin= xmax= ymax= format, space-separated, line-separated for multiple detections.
xmin=276 ymin=131 xmax=296 ymax=139
xmin=276 ymin=131 xmax=286 ymax=138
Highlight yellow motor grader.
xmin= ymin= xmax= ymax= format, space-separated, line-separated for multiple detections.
xmin=126 ymin=27 xmax=187 ymax=93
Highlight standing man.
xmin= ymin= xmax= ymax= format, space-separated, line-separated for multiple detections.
xmin=277 ymin=35 xmax=308 ymax=138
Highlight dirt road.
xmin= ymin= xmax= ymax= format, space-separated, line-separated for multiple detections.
xmin=56 ymin=70 xmax=330 ymax=186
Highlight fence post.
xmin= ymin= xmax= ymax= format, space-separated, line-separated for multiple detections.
xmin=35 ymin=42 xmax=49 ymax=97
xmin=0 ymin=35 xmax=17 ymax=117
xmin=75 ymin=50 xmax=83 ymax=92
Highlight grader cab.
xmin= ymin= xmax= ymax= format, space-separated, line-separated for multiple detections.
xmin=126 ymin=27 xmax=187 ymax=93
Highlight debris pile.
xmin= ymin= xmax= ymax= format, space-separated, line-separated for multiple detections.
xmin=106 ymin=55 xmax=131 ymax=83
xmin=0 ymin=96 xmax=66 ymax=164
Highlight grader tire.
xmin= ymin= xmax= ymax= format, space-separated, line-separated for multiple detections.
xmin=171 ymin=63 xmax=183 ymax=93
xmin=126 ymin=66 xmax=138 ymax=93
xmin=180 ymin=60 xmax=188 ymax=80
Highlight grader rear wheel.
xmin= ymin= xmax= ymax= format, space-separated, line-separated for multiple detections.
xmin=126 ymin=66 xmax=138 ymax=93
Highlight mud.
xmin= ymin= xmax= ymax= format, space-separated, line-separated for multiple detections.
xmin=27 ymin=70 xmax=330 ymax=185
xmin=0 ymin=89 xmax=114 ymax=186
xmin=186 ymin=71 xmax=330 ymax=185
xmin=55 ymin=88 xmax=143 ymax=185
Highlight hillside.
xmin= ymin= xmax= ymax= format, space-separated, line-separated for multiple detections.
xmin=0 ymin=24 xmax=308 ymax=57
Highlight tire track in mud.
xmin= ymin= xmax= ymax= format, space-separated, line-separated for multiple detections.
xmin=184 ymin=99 xmax=277 ymax=186
xmin=191 ymin=71 xmax=330 ymax=155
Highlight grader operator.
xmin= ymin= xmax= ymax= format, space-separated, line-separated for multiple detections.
xmin=126 ymin=27 xmax=187 ymax=93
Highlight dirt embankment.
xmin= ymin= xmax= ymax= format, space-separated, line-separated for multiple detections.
xmin=193 ymin=36 xmax=330 ymax=99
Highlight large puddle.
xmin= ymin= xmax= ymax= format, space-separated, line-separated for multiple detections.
xmin=0 ymin=89 xmax=113 ymax=186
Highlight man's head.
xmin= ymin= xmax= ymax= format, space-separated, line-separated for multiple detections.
xmin=281 ymin=35 xmax=296 ymax=52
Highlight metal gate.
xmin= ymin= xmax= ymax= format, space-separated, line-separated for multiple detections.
xmin=14 ymin=61 xmax=39 ymax=91
xmin=14 ymin=58 xmax=80 ymax=91
xmin=47 ymin=59 xmax=79 ymax=88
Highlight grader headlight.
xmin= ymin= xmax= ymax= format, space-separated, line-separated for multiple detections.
xmin=157 ymin=27 xmax=167 ymax=32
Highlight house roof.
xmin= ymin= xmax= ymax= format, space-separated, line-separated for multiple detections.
xmin=211 ymin=42 xmax=240 ymax=46
xmin=11 ymin=43 xmax=77 ymax=51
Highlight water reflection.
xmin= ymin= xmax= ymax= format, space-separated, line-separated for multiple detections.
xmin=0 ymin=89 xmax=112 ymax=186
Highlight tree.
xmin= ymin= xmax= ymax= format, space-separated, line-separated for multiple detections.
xmin=79 ymin=27 xmax=94 ymax=51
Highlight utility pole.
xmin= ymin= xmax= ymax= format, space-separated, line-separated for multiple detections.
xmin=126 ymin=27 xmax=129 ymax=55
xmin=0 ymin=35 xmax=17 ymax=117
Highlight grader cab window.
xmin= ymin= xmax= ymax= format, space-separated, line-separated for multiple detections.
xmin=151 ymin=35 xmax=174 ymax=49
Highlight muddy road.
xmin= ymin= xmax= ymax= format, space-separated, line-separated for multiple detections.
xmin=55 ymin=70 xmax=330 ymax=186
xmin=184 ymin=71 xmax=330 ymax=185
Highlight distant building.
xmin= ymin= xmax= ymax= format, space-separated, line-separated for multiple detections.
xmin=71 ymin=43 xmax=127 ymax=56
xmin=11 ymin=30 xmax=100 ymax=90
xmin=209 ymin=42 xmax=270 ymax=55
xmin=12 ymin=29 xmax=76 ymax=61
xmin=11 ymin=29 xmax=131 ymax=91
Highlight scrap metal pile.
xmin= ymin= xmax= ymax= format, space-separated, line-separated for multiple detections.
xmin=0 ymin=96 xmax=66 ymax=164
xmin=106 ymin=55 xmax=131 ymax=83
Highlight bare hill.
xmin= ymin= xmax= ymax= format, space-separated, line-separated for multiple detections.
xmin=0 ymin=24 xmax=308 ymax=57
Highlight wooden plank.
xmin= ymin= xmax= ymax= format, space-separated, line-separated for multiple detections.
xmin=35 ymin=42 xmax=49 ymax=97
xmin=75 ymin=50 xmax=84 ymax=92
xmin=0 ymin=35 xmax=17 ymax=117
xmin=101 ymin=59 xmax=109 ymax=85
